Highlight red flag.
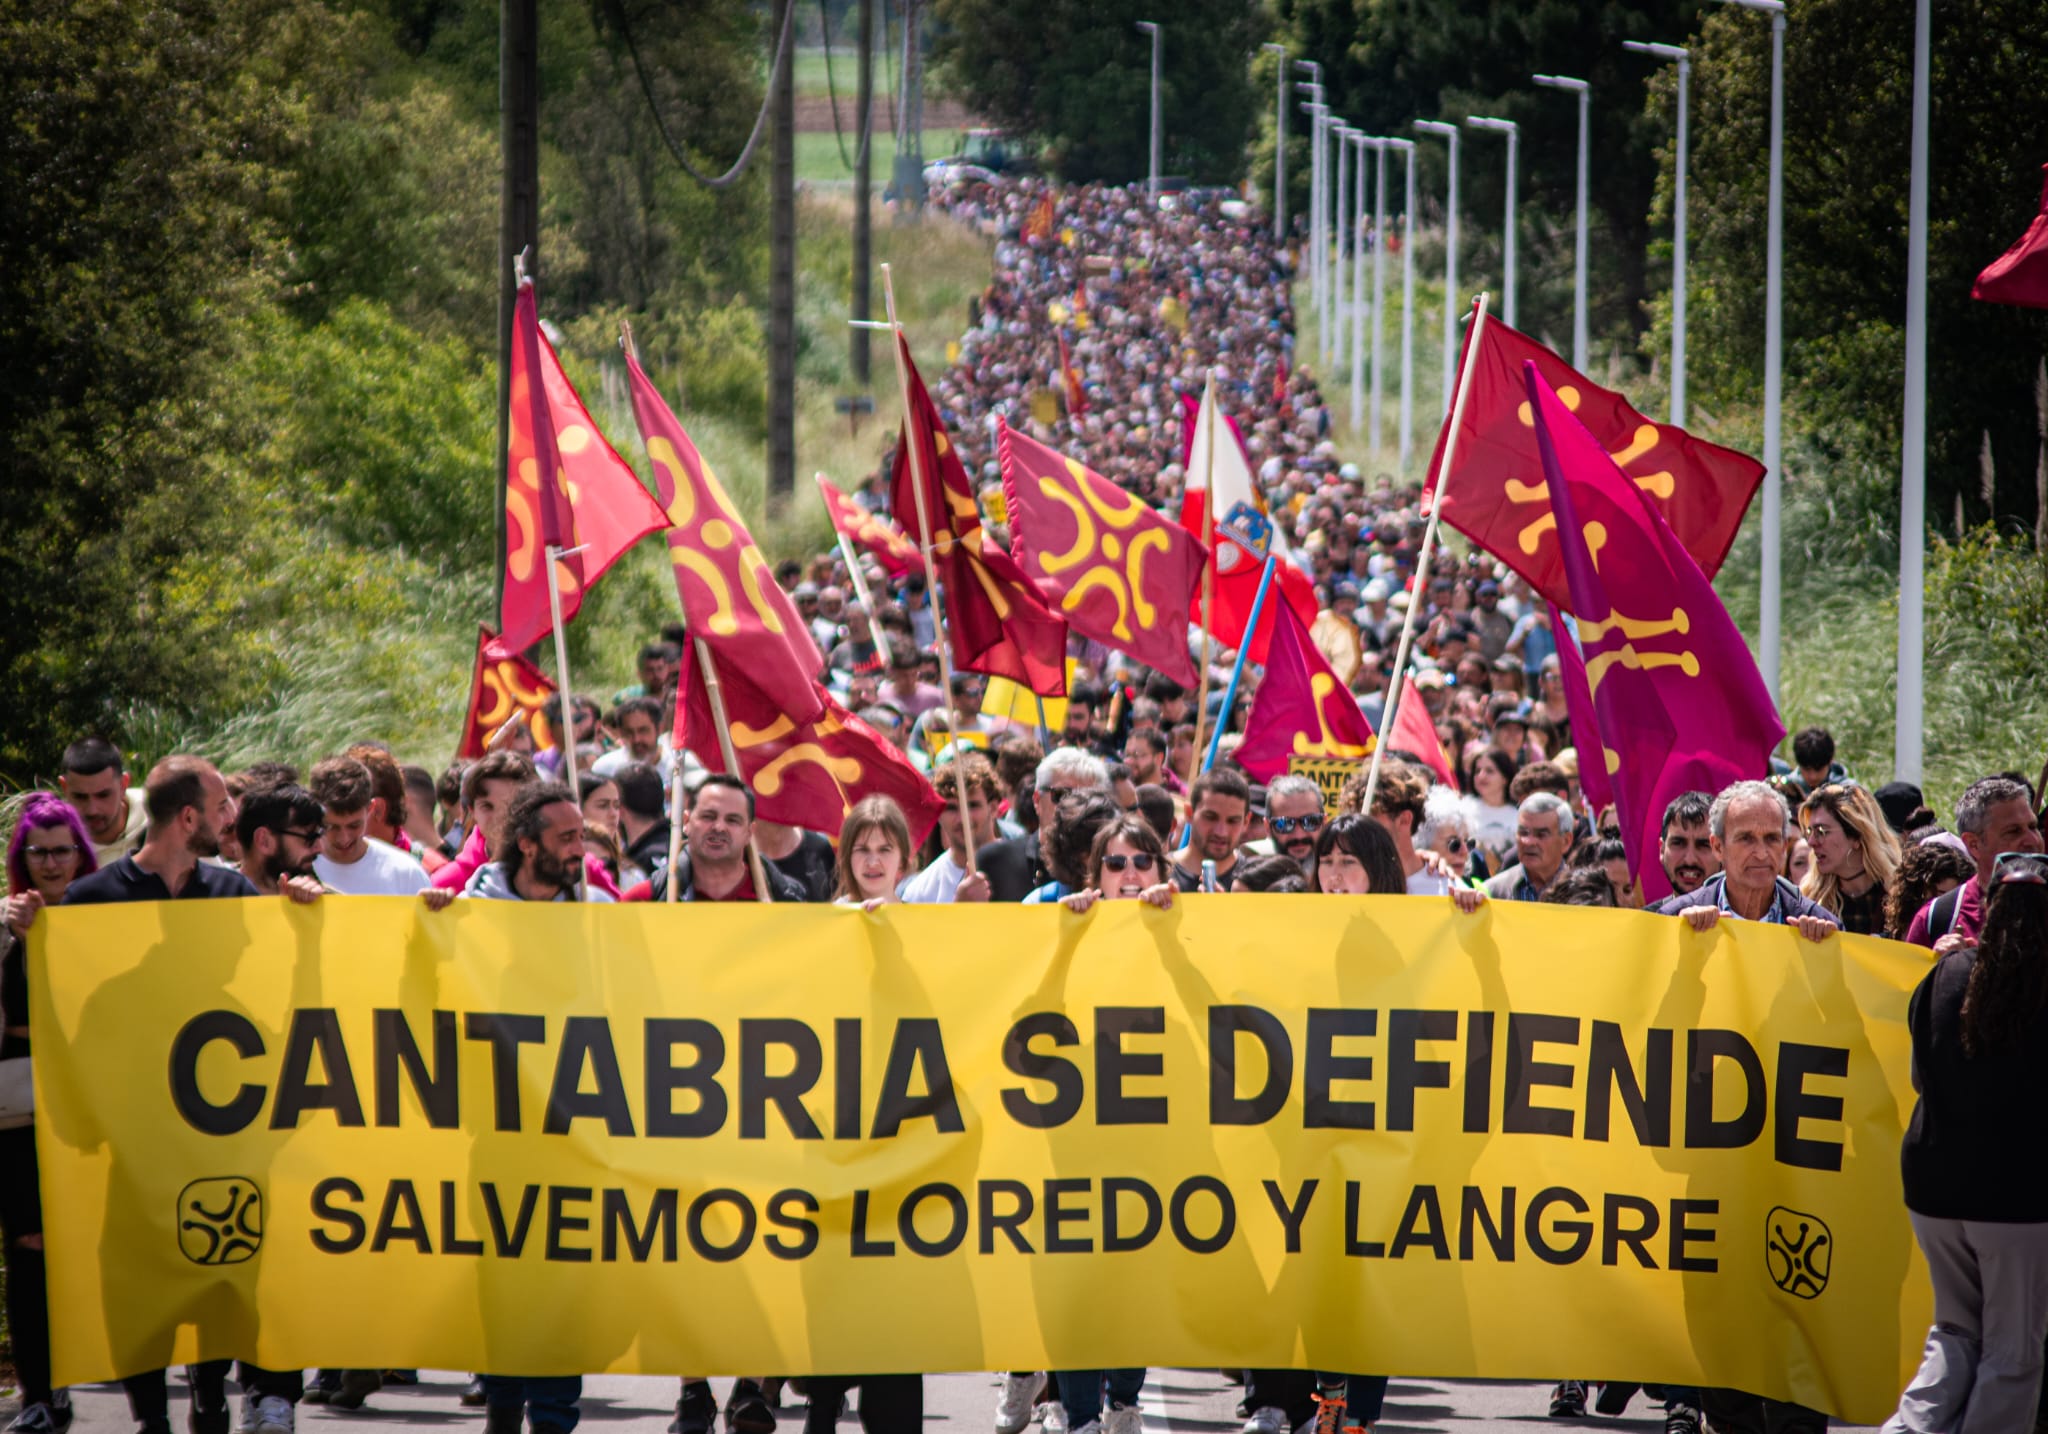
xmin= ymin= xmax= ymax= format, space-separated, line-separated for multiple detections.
xmin=1423 ymin=312 xmax=1765 ymax=613
xmin=817 ymin=475 xmax=922 ymax=577
xmin=1550 ymin=603 xmax=1614 ymax=821
xmin=502 ymin=282 xmax=670 ymax=651
xmin=891 ymin=333 xmax=1069 ymax=695
xmin=625 ymin=348 xmax=825 ymax=722
xmin=1176 ymin=385 xmax=1318 ymax=664
xmin=997 ymin=418 xmax=1203 ymax=686
xmin=1974 ymin=164 xmax=2048 ymax=309
xmin=1526 ymin=363 xmax=1784 ymax=903
xmin=1387 ymin=680 xmax=1454 ymax=789
xmin=458 ymin=627 xmax=557 ymax=759
xmin=1235 ymin=601 xmax=1377 ymax=782
xmin=1058 ymin=334 xmax=1088 ymax=415
xmin=683 ymin=656 xmax=945 ymax=846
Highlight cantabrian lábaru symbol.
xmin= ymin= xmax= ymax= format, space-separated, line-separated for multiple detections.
xmin=1764 ymin=1205 xmax=1831 ymax=1299
xmin=1508 ymin=385 xmax=1676 ymax=557
xmin=178 ymin=1177 xmax=263 ymax=1266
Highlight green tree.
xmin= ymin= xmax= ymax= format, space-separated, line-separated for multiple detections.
xmin=1670 ymin=0 xmax=2048 ymax=526
xmin=930 ymin=0 xmax=1264 ymax=183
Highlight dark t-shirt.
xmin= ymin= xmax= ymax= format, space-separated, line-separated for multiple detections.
xmin=1 ymin=929 xmax=26 ymax=1060
xmin=63 ymin=855 xmax=258 ymax=904
xmin=768 ymin=830 xmax=837 ymax=904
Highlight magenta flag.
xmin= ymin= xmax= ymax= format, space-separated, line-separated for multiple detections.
xmin=1549 ymin=603 xmax=1614 ymax=823
xmin=1524 ymin=364 xmax=1785 ymax=903
xmin=1234 ymin=599 xmax=1376 ymax=782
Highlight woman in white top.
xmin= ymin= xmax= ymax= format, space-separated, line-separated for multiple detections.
xmin=1461 ymin=746 xmax=1520 ymax=874
xmin=835 ymin=795 xmax=914 ymax=910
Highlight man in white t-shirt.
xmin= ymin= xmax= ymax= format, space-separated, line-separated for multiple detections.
xmin=898 ymin=755 xmax=994 ymax=904
xmin=309 ymin=755 xmax=432 ymax=896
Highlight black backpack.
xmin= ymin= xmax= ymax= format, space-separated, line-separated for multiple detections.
xmin=1926 ymin=885 xmax=1966 ymax=941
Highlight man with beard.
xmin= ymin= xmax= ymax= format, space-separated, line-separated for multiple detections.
xmin=462 ymin=783 xmax=613 ymax=903
xmin=651 ymin=776 xmax=806 ymax=903
xmin=59 ymin=736 xmax=146 ymax=869
xmin=1256 ymin=774 xmax=1326 ymax=881
xmin=234 ymin=784 xmax=329 ymax=902
xmin=1658 ymin=791 xmax=1719 ymax=900
xmin=1169 ymin=768 xmax=1252 ymax=892
xmin=62 ymin=756 xmax=298 ymax=1434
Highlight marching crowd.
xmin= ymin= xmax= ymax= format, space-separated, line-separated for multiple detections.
xmin=4 ymin=181 xmax=2047 ymax=1434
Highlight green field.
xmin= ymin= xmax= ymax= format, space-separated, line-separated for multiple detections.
xmin=796 ymin=128 xmax=962 ymax=185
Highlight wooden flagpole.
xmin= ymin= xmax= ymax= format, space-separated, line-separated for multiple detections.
xmin=619 ymin=320 xmax=693 ymax=904
xmin=1361 ymin=292 xmax=1491 ymax=816
xmin=881 ymin=262 xmax=977 ymax=878
xmin=1187 ymin=372 xmax=1221 ymax=770
xmin=693 ymin=638 xmax=775 ymax=903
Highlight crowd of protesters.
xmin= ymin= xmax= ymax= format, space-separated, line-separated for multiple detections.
xmin=4 ymin=180 xmax=2046 ymax=1434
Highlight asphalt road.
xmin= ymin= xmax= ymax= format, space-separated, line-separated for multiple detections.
xmin=5 ymin=1368 xmax=1881 ymax=1434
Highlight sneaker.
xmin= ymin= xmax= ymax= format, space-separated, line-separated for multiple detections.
xmin=251 ymin=1398 xmax=294 ymax=1434
xmin=995 ymin=1376 xmax=1042 ymax=1434
xmin=9 ymin=1405 xmax=62 ymax=1434
xmin=1036 ymin=1403 xmax=1067 ymax=1434
xmin=1243 ymin=1409 xmax=1288 ymax=1434
xmin=49 ymin=1393 xmax=74 ymax=1433
xmin=190 ymin=1409 xmax=231 ymax=1434
xmin=1310 ymin=1391 xmax=1345 ymax=1434
xmin=671 ymin=1382 xmax=717 ymax=1434
xmin=1663 ymin=1408 xmax=1702 ymax=1434
xmin=1102 ymin=1406 xmax=1142 ymax=1434
xmin=725 ymin=1383 xmax=776 ymax=1434
xmin=1594 ymin=1383 xmax=1636 ymax=1416
xmin=1549 ymin=1382 xmax=1587 ymax=1418
xmin=330 ymin=1371 xmax=382 ymax=1412
xmin=460 ymin=1377 xmax=489 ymax=1410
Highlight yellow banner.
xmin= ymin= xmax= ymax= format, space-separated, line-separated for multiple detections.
xmin=31 ymin=899 xmax=1929 ymax=1421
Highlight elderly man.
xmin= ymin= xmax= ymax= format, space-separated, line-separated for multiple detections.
xmin=977 ymin=747 xmax=1110 ymax=901
xmin=1649 ymin=780 xmax=1838 ymax=941
xmin=1483 ymin=792 xmax=1574 ymax=901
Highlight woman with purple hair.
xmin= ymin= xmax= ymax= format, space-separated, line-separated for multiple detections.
xmin=3 ymin=792 xmax=98 ymax=1434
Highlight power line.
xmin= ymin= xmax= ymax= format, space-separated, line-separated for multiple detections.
xmin=611 ymin=0 xmax=798 ymax=190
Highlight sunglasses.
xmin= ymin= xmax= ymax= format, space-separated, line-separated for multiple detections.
xmin=1270 ymin=812 xmax=1325 ymax=836
xmin=1441 ymin=836 xmax=1467 ymax=853
xmin=1993 ymin=850 xmax=2048 ymax=885
xmin=1102 ymin=853 xmax=1157 ymax=873
xmin=1599 ymin=827 xmax=1622 ymax=841
xmin=272 ymin=827 xmax=325 ymax=844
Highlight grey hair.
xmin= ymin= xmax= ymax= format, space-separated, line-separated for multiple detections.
xmin=1956 ymin=777 xmax=2033 ymax=835
xmin=1709 ymin=780 xmax=1789 ymax=839
xmin=1036 ymin=746 xmax=1109 ymax=791
xmin=1417 ymin=785 xmax=1471 ymax=849
xmin=1517 ymin=791 xmax=1572 ymax=832
xmin=1265 ymin=774 xmax=1323 ymax=807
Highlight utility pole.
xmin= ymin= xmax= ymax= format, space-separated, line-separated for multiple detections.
xmin=1263 ymin=44 xmax=1287 ymax=239
xmin=497 ymin=0 xmax=539 ymax=628
xmin=768 ymin=0 xmax=796 ymax=507
xmin=852 ymin=0 xmax=874 ymax=385
xmin=1136 ymin=22 xmax=1162 ymax=204
xmin=894 ymin=0 xmax=926 ymax=217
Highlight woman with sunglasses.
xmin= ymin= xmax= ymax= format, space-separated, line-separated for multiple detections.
xmin=3 ymin=793 xmax=100 ymax=1434
xmin=1060 ymin=815 xmax=1176 ymax=913
xmin=1887 ymin=851 xmax=2048 ymax=1430
xmin=1798 ymin=783 xmax=1901 ymax=937
xmin=1417 ymin=786 xmax=1482 ymax=885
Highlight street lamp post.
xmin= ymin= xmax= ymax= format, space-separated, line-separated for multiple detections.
xmin=1334 ymin=123 xmax=1352 ymax=374
xmin=1466 ymin=116 xmax=1519 ymax=328
xmin=1387 ymin=137 xmax=1417 ymax=468
xmin=1370 ymin=135 xmax=1390 ymax=455
xmin=1413 ymin=120 xmax=1460 ymax=418
xmin=1303 ymin=94 xmax=1328 ymax=361
xmin=1135 ymin=22 xmax=1162 ymax=206
xmin=1350 ymin=133 xmax=1370 ymax=434
xmin=1533 ymin=75 xmax=1591 ymax=370
xmin=1264 ymin=44 xmax=1288 ymax=240
xmin=1715 ymin=0 xmax=1785 ymax=697
xmin=1896 ymin=0 xmax=1930 ymax=782
xmin=1624 ymin=40 xmax=1690 ymax=425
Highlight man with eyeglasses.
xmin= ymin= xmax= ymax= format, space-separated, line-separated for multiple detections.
xmin=1258 ymin=774 xmax=1327 ymax=877
xmin=234 ymin=785 xmax=329 ymax=903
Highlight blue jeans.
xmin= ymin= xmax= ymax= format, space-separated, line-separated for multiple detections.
xmin=480 ymin=1375 xmax=582 ymax=1434
xmin=1055 ymin=1370 xmax=1145 ymax=1427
